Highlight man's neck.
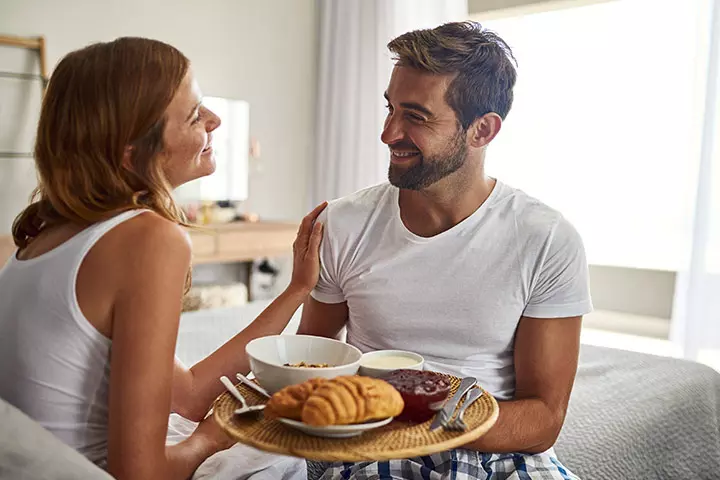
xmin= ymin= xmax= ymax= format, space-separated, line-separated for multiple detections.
xmin=398 ymin=168 xmax=496 ymax=238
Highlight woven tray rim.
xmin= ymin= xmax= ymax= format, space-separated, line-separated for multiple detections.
xmin=213 ymin=374 xmax=499 ymax=462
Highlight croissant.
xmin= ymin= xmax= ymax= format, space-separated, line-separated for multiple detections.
xmin=265 ymin=378 xmax=329 ymax=420
xmin=301 ymin=376 xmax=404 ymax=426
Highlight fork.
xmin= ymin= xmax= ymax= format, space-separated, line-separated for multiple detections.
xmin=219 ymin=376 xmax=265 ymax=415
xmin=444 ymin=388 xmax=483 ymax=431
xmin=236 ymin=372 xmax=270 ymax=399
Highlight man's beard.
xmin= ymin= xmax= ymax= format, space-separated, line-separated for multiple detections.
xmin=388 ymin=129 xmax=467 ymax=191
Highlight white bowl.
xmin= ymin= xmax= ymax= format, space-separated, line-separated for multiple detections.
xmin=358 ymin=350 xmax=424 ymax=379
xmin=245 ymin=335 xmax=362 ymax=393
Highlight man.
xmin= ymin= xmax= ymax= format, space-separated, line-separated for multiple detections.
xmin=300 ymin=21 xmax=591 ymax=479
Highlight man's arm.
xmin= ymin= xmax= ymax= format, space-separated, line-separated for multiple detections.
xmin=464 ymin=315 xmax=581 ymax=454
xmin=297 ymin=296 xmax=349 ymax=339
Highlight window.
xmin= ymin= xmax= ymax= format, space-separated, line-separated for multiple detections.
xmin=477 ymin=0 xmax=713 ymax=271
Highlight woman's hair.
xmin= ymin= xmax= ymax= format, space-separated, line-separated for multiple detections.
xmin=12 ymin=37 xmax=190 ymax=249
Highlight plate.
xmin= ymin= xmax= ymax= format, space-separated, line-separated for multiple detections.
xmin=277 ymin=416 xmax=393 ymax=438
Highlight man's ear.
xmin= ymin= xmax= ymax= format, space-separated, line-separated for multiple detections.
xmin=467 ymin=113 xmax=502 ymax=148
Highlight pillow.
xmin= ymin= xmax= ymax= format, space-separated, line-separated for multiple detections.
xmin=0 ymin=398 xmax=112 ymax=479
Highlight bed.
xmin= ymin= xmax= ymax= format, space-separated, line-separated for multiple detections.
xmin=2 ymin=304 xmax=719 ymax=479
xmin=554 ymin=344 xmax=720 ymax=479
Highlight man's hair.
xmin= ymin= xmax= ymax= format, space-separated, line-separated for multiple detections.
xmin=388 ymin=21 xmax=517 ymax=129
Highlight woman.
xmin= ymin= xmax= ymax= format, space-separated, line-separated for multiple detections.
xmin=0 ymin=37 xmax=324 ymax=479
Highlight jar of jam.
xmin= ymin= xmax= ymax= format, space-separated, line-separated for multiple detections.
xmin=385 ymin=369 xmax=451 ymax=423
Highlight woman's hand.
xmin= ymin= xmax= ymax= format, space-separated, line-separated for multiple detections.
xmin=165 ymin=414 xmax=235 ymax=478
xmin=289 ymin=202 xmax=327 ymax=294
xmin=192 ymin=413 xmax=236 ymax=452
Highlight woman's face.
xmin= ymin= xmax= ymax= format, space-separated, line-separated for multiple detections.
xmin=160 ymin=68 xmax=221 ymax=188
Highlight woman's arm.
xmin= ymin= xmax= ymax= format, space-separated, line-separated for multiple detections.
xmin=171 ymin=202 xmax=326 ymax=421
xmin=170 ymin=287 xmax=309 ymax=420
xmin=107 ymin=214 xmax=229 ymax=479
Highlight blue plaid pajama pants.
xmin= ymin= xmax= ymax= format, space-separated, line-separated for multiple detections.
xmin=310 ymin=449 xmax=580 ymax=479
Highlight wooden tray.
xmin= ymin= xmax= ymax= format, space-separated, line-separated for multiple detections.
xmin=213 ymin=374 xmax=499 ymax=462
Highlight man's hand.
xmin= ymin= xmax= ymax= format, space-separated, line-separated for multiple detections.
xmin=464 ymin=315 xmax=582 ymax=454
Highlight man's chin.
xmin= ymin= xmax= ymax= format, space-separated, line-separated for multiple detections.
xmin=388 ymin=167 xmax=404 ymax=188
xmin=389 ymin=162 xmax=414 ymax=182
xmin=388 ymin=172 xmax=422 ymax=190
xmin=389 ymin=155 xmax=424 ymax=183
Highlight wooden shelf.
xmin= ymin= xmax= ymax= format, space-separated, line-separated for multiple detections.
xmin=188 ymin=221 xmax=297 ymax=264
xmin=0 ymin=35 xmax=44 ymax=50
xmin=0 ymin=221 xmax=298 ymax=266
xmin=0 ymin=34 xmax=48 ymax=87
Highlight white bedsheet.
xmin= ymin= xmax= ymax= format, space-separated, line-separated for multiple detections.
xmin=167 ymin=414 xmax=306 ymax=480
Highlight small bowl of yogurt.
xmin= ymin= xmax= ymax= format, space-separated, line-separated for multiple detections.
xmin=359 ymin=350 xmax=424 ymax=379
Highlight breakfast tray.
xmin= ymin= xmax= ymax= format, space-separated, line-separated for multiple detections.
xmin=213 ymin=374 xmax=499 ymax=462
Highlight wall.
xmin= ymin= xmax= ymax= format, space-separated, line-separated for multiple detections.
xmin=0 ymin=0 xmax=318 ymax=231
xmin=588 ymin=265 xmax=675 ymax=319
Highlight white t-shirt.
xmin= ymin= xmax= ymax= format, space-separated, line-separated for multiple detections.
xmin=311 ymin=181 xmax=592 ymax=400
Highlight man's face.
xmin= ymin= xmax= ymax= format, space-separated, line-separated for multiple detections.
xmin=382 ymin=66 xmax=467 ymax=190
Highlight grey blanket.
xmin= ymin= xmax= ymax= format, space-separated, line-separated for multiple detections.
xmin=310 ymin=345 xmax=720 ymax=479
xmin=555 ymin=345 xmax=720 ymax=480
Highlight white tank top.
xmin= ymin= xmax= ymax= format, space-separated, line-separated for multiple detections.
xmin=0 ymin=209 xmax=147 ymax=466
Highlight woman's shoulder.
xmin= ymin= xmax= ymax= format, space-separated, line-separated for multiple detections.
xmin=116 ymin=210 xmax=191 ymax=247
xmin=87 ymin=210 xmax=192 ymax=280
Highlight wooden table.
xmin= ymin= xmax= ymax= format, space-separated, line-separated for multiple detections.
xmin=187 ymin=221 xmax=297 ymax=264
xmin=0 ymin=221 xmax=298 ymax=267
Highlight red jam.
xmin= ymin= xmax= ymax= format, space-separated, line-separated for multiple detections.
xmin=385 ymin=369 xmax=451 ymax=423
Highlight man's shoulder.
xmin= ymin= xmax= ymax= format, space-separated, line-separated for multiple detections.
xmin=323 ymin=183 xmax=394 ymax=232
xmin=494 ymin=182 xmax=579 ymax=245
xmin=328 ymin=183 xmax=393 ymax=212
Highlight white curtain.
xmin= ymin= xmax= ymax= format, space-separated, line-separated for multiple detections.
xmin=311 ymin=0 xmax=468 ymax=207
xmin=671 ymin=0 xmax=720 ymax=370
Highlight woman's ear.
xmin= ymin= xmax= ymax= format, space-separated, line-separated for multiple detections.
xmin=121 ymin=145 xmax=134 ymax=172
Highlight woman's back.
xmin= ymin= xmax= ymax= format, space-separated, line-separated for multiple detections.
xmin=0 ymin=210 xmax=145 ymax=465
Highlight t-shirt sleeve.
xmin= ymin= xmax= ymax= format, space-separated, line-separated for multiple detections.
xmin=310 ymin=209 xmax=346 ymax=304
xmin=522 ymin=216 xmax=593 ymax=318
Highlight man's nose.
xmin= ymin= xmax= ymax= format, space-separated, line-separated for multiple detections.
xmin=381 ymin=115 xmax=404 ymax=145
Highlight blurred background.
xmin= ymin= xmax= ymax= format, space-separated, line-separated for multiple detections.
xmin=1 ymin=0 xmax=718 ymax=369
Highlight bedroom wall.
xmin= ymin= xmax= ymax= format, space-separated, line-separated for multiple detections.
xmin=0 ymin=0 xmax=318 ymax=232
